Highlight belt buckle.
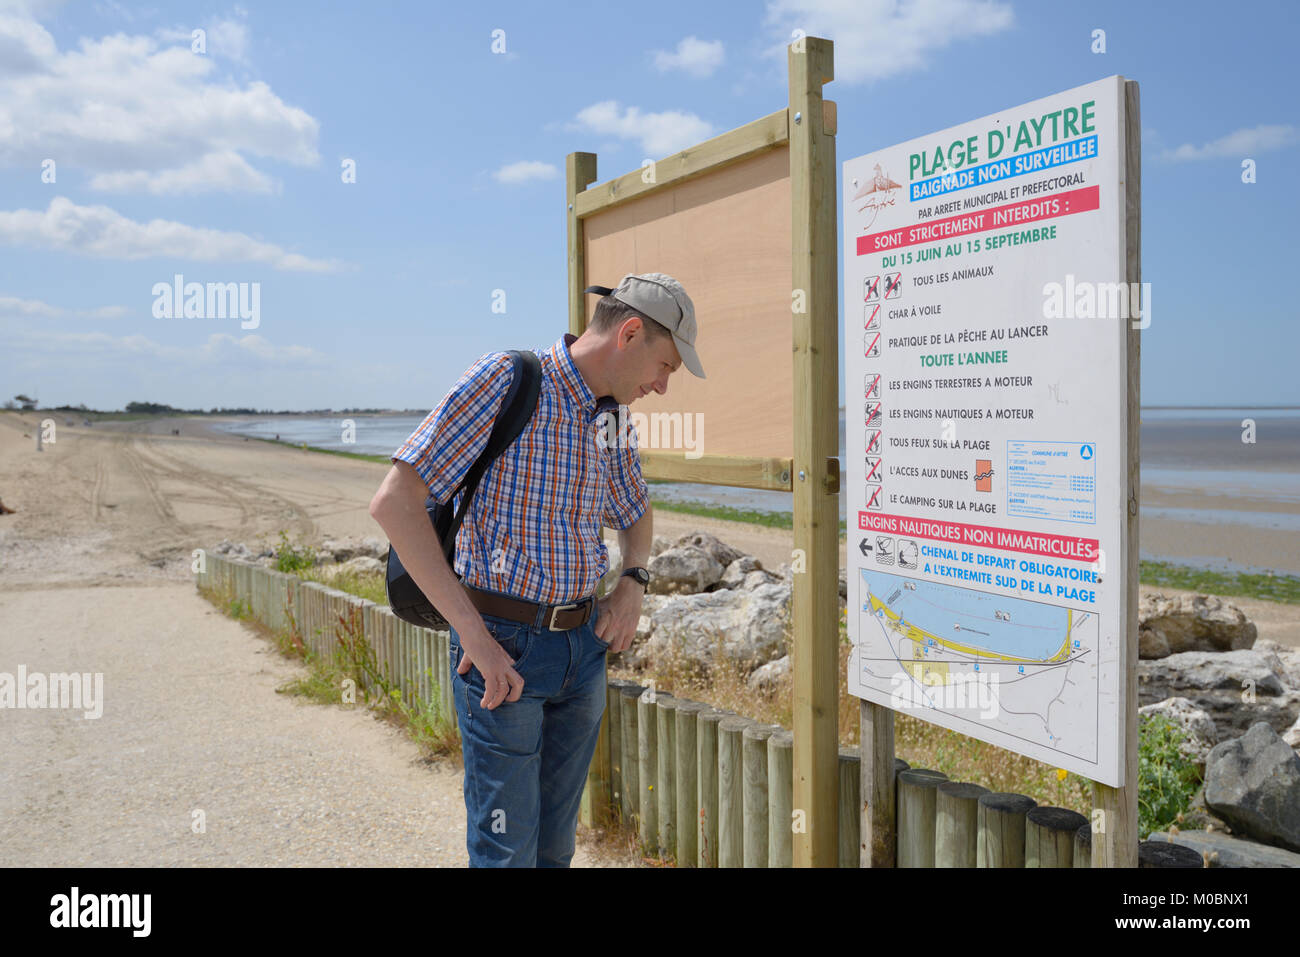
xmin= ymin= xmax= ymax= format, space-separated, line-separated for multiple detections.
xmin=547 ymin=601 xmax=581 ymax=631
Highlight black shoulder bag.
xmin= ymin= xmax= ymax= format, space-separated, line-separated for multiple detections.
xmin=385 ymin=349 xmax=541 ymax=628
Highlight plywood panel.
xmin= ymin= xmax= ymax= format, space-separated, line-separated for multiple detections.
xmin=582 ymin=146 xmax=792 ymax=460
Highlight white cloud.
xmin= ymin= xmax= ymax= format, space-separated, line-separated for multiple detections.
xmin=567 ymin=100 xmax=716 ymax=159
xmin=0 ymin=197 xmax=342 ymax=272
xmin=85 ymin=304 xmax=130 ymax=318
xmin=90 ymin=150 xmax=276 ymax=194
xmin=0 ymin=9 xmax=318 ymax=192
xmin=0 ymin=295 xmax=60 ymax=317
xmin=1159 ymin=124 xmax=1297 ymax=162
xmin=1 ymin=325 xmax=329 ymax=366
xmin=653 ymin=36 xmax=725 ymax=78
xmin=0 ymin=295 xmax=128 ymax=319
xmin=207 ymin=17 xmax=249 ymax=63
xmin=761 ymin=0 xmax=1014 ymax=84
xmin=493 ymin=160 xmax=559 ymax=184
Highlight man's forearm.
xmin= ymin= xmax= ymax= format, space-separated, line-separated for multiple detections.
xmin=368 ymin=463 xmax=486 ymax=641
xmin=617 ymin=502 xmax=653 ymax=573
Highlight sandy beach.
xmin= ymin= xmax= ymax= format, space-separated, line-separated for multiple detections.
xmin=1 ymin=408 xmax=1298 ymax=865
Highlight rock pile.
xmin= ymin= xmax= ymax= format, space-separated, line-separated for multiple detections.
xmin=212 ymin=535 xmax=387 ymax=580
xmin=1131 ymin=590 xmax=1300 ymax=864
xmin=599 ymin=531 xmax=794 ymax=681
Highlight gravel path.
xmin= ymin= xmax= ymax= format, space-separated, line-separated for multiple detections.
xmin=0 ymin=583 xmax=638 ymax=867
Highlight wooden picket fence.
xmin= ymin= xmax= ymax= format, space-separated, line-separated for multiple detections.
xmin=196 ymin=552 xmax=1201 ymax=868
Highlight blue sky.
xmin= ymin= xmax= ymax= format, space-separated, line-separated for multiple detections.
xmin=1 ymin=0 xmax=1296 ymax=411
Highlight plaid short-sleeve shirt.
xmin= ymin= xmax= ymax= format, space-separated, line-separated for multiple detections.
xmin=391 ymin=332 xmax=649 ymax=604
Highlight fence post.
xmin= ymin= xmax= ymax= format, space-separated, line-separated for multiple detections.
xmin=837 ymin=745 xmax=860 ymax=868
xmin=674 ymin=701 xmax=706 ymax=868
xmin=935 ymin=782 xmax=989 ymax=867
xmin=1025 ymin=807 xmax=1089 ymax=867
xmin=606 ymin=679 xmax=628 ymax=823
xmin=897 ymin=768 xmax=949 ymax=867
xmin=654 ymin=695 xmax=679 ymax=860
xmin=976 ymin=792 xmax=1037 ymax=868
xmin=717 ymin=715 xmax=753 ymax=867
xmin=743 ymin=723 xmax=779 ymax=868
xmin=619 ymin=685 xmax=644 ymax=831
xmin=696 ymin=708 xmax=729 ymax=868
xmin=637 ymin=688 xmax=660 ymax=857
xmin=768 ymin=729 xmax=794 ymax=867
xmin=1074 ymin=823 xmax=1092 ymax=868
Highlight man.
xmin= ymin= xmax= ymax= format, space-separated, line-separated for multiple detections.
xmin=368 ymin=272 xmax=704 ymax=867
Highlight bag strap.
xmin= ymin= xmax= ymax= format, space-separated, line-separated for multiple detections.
xmin=438 ymin=349 xmax=542 ymax=560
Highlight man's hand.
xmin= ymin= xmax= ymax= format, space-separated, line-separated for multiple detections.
xmin=593 ymin=575 xmax=644 ymax=654
xmin=370 ymin=461 xmax=524 ymax=711
xmin=456 ymin=624 xmax=525 ymax=709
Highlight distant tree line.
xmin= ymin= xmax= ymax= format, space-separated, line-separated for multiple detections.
xmin=4 ymin=395 xmax=408 ymax=415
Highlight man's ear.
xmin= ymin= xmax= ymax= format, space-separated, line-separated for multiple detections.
xmin=617 ymin=315 xmax=643 ymax=350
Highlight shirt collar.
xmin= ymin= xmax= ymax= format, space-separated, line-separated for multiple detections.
xmin=549 ymin=332 xmax=619 ymax=421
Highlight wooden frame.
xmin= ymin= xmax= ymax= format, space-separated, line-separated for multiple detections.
xmin=567 ymin=37 xmax=840 ymax=866
xmin=1090 ymin=77 xmax=1142 ymax=868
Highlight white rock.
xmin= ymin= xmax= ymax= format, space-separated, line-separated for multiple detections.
xmin=637 ymin=582 xmax=791 ymax=672
xmin=1139 ymin=696 xmax=1219 ymax=768
xmin=648 ymin=545 xmax=723 ymax=594
xmin=718 ymin=556 xmax=762 ymax=589
xmin=748 ymin=655 xmax=791 ymax=693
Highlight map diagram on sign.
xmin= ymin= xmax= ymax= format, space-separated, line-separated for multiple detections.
xmin=851 ymin=569 xmax=1099 ymax=763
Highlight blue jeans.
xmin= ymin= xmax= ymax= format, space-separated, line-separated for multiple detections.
xmin=449 ymin=607 xmax=610 ymax=867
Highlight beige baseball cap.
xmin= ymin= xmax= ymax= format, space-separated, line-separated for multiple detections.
xmin=584 ymin=272 xmax=705 ymax=378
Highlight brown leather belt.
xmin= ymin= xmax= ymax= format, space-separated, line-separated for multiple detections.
xmin=463 ymin=583 xmax=596 ymax=632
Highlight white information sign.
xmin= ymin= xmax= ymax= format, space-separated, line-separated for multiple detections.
xmin=843 ymin=76 xmax=1133 ymax=786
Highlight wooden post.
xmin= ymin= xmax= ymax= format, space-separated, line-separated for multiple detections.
xmin=1092 ymin=77 xmax=1142 ymax=870
xmin=935 ymin=782 xmax=989 ymax=868
xmin=837 ymin=746 xmax=860 ymax=868
xmin=619 ymin=685 xmax=644 ymax=830
xmin=976 ymin=792 xmax=1037 ymax=868
xmin=743 ymin=723 xmax=779 ymax=868
xmin=717 ymin=715 xmax=753 ymax=867
xmin=788 ymin=35 xmax=839 ymax=868
xmin=398 ymin=615 xmax=408 ymax=706
xmin=674 ymin=701 xmax=706 ymax=868
xmin=607 ymin=679 xmax=628 ymax=823
xmin=1074 ymin=823 xmax=1092 ymax=868
xmin=437 ymin=630 xmax=450 ymax=724
xmin=768 ymin=729 xmax=794 ymax=867
xmin=1025 ymin=807 xmax=1089 ymax=868
xmin=897 ymin=769 xmax=948 ymax=867
xmin=361 ymin=604 xmax=376 ymax=697
xmin=636 ymin=688 xmax=659 ymax=856
xmin=861 ymin=693 xmax=897 ymax=867
xmin=568 ymin=149 xmax=609 ymax=830
xmin=655 ymin=695 xmax=679 ymax=860
xmin=697 ymin=708 xmax=729 ymax=867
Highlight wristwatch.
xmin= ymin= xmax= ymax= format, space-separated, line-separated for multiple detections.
xmin=620 ymin=566 xmax=650 ymax=591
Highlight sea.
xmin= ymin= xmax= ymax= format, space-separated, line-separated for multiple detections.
xmin=213 ymin=407 xmax=1300 ymax=573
